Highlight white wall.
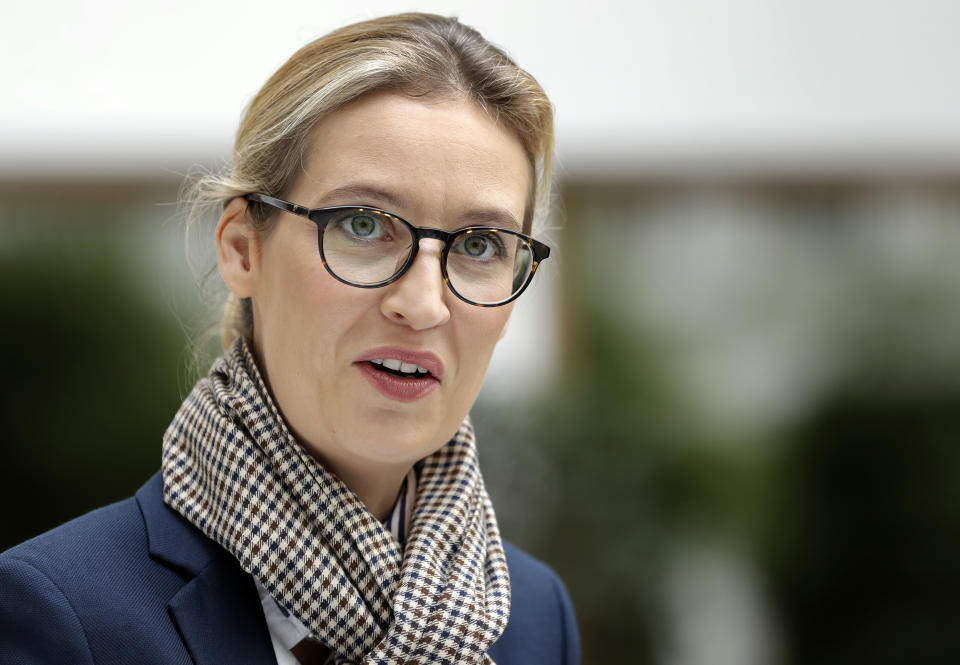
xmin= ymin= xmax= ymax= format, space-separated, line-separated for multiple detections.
xmin=3 ymin=0 xmax=960 ymax=177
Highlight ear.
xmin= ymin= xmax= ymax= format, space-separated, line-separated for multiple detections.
xmin=216 ymin=197 xmax=260 ymax=298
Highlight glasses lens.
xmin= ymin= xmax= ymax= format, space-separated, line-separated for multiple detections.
xmin=447 ymin=230 xmax=534 ymax=305
xmin=322 ymin=208 xmax=414 ymax=284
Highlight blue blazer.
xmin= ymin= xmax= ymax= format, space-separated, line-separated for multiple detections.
xmin=0 ymin=473 xmax=580 ymax=664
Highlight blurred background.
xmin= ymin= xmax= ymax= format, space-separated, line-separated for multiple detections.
xmin=3 ymin=1 xmax=960 ymax=663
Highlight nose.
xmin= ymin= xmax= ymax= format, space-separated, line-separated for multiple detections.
xmin=380 ymin=239 xmax=451 ymax=330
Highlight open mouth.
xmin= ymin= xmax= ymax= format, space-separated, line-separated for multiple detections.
xmin=368 ymin=358 xmax=432 ymax=380
xmin=356 ymin=352 xmax=441 ymax=402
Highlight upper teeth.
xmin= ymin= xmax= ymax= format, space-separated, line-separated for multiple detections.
xmin=371 ymin=358 xmax=429 ymax=374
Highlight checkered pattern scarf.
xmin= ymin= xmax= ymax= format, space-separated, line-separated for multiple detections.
xmin=161 ymin=339 xmax=510 ymax=664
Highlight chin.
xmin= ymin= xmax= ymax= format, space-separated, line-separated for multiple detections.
xmin=344 ymin=415 xmax=450 ymax=466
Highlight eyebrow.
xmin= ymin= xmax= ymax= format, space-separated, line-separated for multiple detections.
xmin=456 ymin=208 xmax=522 ymax=233
xmin=312 ymin=183 xmax=523 ymax=233
xmin=313 ymin=184 xmax=405 ymax=212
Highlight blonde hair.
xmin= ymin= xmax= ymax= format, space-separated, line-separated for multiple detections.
xmin=184 ymin=12 xmax=555 ymax=350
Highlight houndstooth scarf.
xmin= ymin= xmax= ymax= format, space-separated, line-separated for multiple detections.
xmin=161 ymin=339 xmax=510 ymax=664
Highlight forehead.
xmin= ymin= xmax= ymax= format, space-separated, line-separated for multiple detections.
xmin=291 ymin=91 xmax=531 ymax=231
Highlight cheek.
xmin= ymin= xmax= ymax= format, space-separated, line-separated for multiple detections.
xmin=457 ymin=308 xmax=512 ymax=378
xmin=261 ymin=234 xmax=330 ymax=309
xmin=485 ymin=306 xmax=513 ymax=348
xmin=256 ymin=239 xmax=340 ymax=361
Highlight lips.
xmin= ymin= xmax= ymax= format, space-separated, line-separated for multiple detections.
xmin=354 ymin=346 xmax=445 ymax=403
xmin=354 ymin=347 xmax=445 ymax=380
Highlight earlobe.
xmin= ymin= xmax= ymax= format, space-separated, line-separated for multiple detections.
xmin=216 ymin=197 xmax=259 ymax=298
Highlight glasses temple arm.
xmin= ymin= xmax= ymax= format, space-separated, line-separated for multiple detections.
xmin=245 ymin=193 xmax=314 ymax=220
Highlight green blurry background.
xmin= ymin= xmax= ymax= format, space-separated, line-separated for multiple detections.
xmin=3 ymin=175 xmax=960 ymax=664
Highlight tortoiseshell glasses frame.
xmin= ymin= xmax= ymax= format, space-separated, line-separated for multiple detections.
xmin=244 ymin=193 xmax=551 ymax=307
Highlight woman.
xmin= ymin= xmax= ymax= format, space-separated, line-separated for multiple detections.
xmin=0 ymin=13 xmax=579 ymax=665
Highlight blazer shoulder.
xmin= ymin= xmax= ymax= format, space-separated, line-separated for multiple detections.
xmin=0 ymin=555 xmax=96 ymax=664
xmin=0 ymin=496 xmax=150 ymax=664
xmin=2 ymin=493 xmax=145 ymax=570
xmin=0 ymin=483 xmax=177 ymax=607
xmin=491 ymin=541 xmax=581 ymax=665
xmin=502 ymin=540 xmax=559 ymax=585
xmin=0 ymin=477 xmax=199 ymax=664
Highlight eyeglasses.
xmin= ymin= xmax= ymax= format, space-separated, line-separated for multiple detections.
xmin=245 ymin=193 xmax=551 ymax=307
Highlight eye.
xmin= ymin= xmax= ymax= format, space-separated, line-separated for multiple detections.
xmin=341 ymin=212 xmax=383 ymax=239
xmin=455 ymin=232 xmax=503 ymax=260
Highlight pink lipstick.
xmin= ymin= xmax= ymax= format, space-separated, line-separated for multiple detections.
xmin=354 ymin=347 xmax=444 ymax=403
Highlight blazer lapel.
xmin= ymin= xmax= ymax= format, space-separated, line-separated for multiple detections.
xmin=168 ymin=555 xmax=277 ymax=665
xmin=136 ymin=473 xmax=277 ymax=665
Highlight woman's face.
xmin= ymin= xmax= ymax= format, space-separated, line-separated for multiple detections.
xmin=221 ymin=90 xmax=530 ymax=477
